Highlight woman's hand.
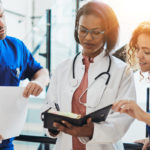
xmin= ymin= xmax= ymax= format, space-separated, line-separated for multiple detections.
xmin=53 ymin=118 xmax=94 ymax=138
xmin=112 ymin=100 xmax=145 ymax=122
xmin=134 ymin=138 xmax=150 ymax=150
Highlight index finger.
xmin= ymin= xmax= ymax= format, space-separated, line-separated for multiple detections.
xmin=87 ymin=118 xmax=92 ymax=124
xmin=53 ymin=122 xmax=71 ymax=134
xmin=112 ymin=100 xmax=129 ymax=111
xmin=62 ymin=120 xmax=73 ymax=130
xmin=23 ymin=83 xmax=32 ymax=98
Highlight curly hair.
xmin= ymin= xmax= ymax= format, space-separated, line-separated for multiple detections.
xmin=127 ymin=21 xmax=150 ymax=70
xmin=74 ymin=1 xmax=119 ymax=55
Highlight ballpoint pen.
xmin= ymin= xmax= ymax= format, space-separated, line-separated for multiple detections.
xmin=55 ymin=103 xmax=60 ymax=111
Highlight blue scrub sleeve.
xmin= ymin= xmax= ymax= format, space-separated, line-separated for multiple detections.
xmin=20 ymin=42 xmax=43 ymax=80
xmin=0 ymin=138 xmax=14 ymax=150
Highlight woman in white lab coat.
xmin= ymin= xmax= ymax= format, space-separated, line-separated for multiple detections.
xmin=42 ymin=1 xmax=136 ymax=150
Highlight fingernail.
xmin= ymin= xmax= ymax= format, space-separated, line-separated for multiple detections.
xmin=53 ymin=123 xmax=56 ymax=127
xmin=23 ymin=95 xmax=26 ymax=98
xmin=62 ymin=120 xmax=65 ymax=124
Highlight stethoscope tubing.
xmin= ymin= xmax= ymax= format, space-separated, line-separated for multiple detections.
xmin=72 ymin=52 xmax=81 ymax=79
xmin=72 ymin=52 xmax=111 ymax=108
xmin=73 ymin=53 xmax=111 ymax=85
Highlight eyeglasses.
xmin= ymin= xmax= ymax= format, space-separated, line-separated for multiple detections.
xmin=78 ymin=26 xmax=104 ymax=39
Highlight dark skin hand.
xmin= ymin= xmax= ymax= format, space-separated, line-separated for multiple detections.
xmin=51 ymin=118 xmax=94 ymax=138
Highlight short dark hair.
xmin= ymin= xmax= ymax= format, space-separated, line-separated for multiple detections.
xmin=74 ymin=1 xmax=119 ymax=54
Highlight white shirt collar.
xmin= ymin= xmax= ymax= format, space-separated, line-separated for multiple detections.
xmin=77 ymin=50 xmax=107 ymax=66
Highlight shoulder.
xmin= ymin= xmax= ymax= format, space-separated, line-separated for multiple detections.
xmin=4 ymin=36 xmax=27 ymax=52
xmin=4 ymin=36 xmax=24 ymax=46
xmin=110 ymin=55 xmax=133 ymax=78
xmin=111 ymin=55 xmax=127 ymax=69
xmin=4 ymin=36 xmax=30 ymax=56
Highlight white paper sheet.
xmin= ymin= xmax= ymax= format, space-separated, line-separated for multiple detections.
xmin=0 ymin=86 xmax=28 ymax=139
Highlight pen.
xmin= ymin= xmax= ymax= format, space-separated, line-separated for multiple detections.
xmin=55 ymin=103 xmax=60 ymax=111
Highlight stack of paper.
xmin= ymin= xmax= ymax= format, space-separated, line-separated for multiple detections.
xmin=0 ymin=87 xmax=28 ymax=139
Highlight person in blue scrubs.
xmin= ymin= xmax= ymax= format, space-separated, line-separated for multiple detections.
xmin=112 ymin=21 xmax=150 ymax=150
xmin=0 ymin=1 xmax=49 ymax=150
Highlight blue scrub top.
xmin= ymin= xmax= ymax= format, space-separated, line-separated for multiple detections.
xmin=0 ymin=36 xmax=42 ymax=149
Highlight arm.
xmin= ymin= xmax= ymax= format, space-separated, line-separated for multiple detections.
xmin=23 ymin=68 xmax=49 ymax=98
xmin=142 ymin=112 xmax=150 ymax=126
xmin=20 ymin=41 xmax=50 ymax=98
xmin=31 ymin=68 xmax=49 ymax=86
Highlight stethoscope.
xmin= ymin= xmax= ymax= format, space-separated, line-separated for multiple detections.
xmin=71 ymin=52 xmax=111 ymax=108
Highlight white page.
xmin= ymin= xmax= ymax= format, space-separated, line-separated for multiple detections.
xmin=0 ymin=86 xmax=28 ymax=139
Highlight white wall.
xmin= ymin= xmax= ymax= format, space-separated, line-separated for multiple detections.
xmin=2 ymin=0 xmax=54 ymax=47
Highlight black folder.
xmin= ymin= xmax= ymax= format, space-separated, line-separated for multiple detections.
xmin=41 ymin=104 xmax=112 ymax=131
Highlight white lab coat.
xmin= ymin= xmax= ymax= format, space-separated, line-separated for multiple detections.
xmin=42 ymin=51 xmax=136 ymax=150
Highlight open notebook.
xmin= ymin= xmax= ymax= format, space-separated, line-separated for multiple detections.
xmin=41 ymin=104 xmax=112 ymax=132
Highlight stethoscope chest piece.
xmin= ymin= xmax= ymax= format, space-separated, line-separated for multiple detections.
xmin=70 ymin=79 xmax=78 ymax=87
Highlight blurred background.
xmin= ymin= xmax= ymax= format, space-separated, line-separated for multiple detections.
xmin=2 ymin=0 xmax=150 ymax=149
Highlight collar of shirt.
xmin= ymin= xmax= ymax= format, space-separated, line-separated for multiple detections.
xmin=82 ymin=55 xmax=94 ymax=65
xmin=82 ymin=50 xmax=106 ymax=65
xmin=93 ymin=50 xmax=106 ymax=64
